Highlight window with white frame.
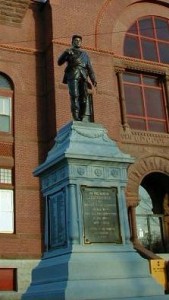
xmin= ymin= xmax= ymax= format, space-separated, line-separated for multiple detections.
xmin=0 ymin=74 xmax=13 ymax=134
xmin=0 ymin=96 xmax=11 ymax=133
xmin=0 ymin=168 xmax=14 ymax=233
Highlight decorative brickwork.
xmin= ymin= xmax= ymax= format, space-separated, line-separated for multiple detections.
xmin=126 ymin=156 xmax=169 ymax=207
xmin=0 ymin=0 xmax=30 ymax=26
xmin=121 ymin=129 xmax=169 ymax=147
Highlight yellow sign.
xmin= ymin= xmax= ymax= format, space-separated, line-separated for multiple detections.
xmin=150 ymin=259 xmax=167 ymax=290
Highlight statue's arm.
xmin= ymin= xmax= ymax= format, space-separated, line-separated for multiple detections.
xmin=57 ymin=50 xmax=69 ymax=66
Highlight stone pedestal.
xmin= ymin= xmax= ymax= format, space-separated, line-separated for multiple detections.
xmin=22 ymin=122 xmax=169 ymax=300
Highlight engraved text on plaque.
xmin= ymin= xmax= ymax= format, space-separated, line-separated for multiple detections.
xmin=82 ymin=187 xmax=121 ymax=244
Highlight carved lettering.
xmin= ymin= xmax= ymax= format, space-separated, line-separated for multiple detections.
xmin=82 ymin=187 xmax=122 ymax=244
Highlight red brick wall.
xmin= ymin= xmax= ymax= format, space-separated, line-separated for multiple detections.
xmin=0 ymin=2 xmax=46 ymax=258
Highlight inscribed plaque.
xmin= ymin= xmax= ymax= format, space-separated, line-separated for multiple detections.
xmin=48 ymin=191 xmax=66 ymax=248
xmin=82 ymin=186 xmax=121 ymax=244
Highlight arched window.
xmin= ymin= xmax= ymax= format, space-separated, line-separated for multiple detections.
xmin=117 ymin=16 xmax=169 ymax=133
xmin=124 ymin=16 xmax=169 ymax=63
xmin=0 ymin=74 xmax=14 ymax=233
xmin=0 ymin=74 xmax=13 ymax=134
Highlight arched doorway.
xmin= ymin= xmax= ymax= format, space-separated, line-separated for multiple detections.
xmin=136 ymin=172 xmax=169 ymax=253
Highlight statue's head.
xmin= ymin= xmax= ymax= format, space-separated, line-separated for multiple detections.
xmin=72 ymin=35 xmax=82 ymax=48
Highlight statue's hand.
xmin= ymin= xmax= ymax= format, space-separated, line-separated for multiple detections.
xmin=66 ymin=48 xmax=74 ymax=55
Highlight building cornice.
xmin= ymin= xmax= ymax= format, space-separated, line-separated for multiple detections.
xmin=0 ymin=43 xmax=41 ymax=55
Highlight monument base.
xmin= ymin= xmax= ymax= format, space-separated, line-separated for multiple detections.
xmin=23 ymin=249 xmax=169 ymax=300
xmin=22 ymin=121 xmax=169 ymax=299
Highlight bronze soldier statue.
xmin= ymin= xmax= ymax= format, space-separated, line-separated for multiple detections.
xmin=57 ymin=35 xmax=97 ymax=121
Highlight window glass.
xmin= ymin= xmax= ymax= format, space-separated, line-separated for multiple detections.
xmin=148 ymin=121 xmax=167 ymax=133
xmin=155 ymin=18 xmax=169 ymax=41
xmin=0 ymin=97 xmax=11 ymax=133
xmin=0 ymin=169 xmax=12 ymax=184
xmin=0 ymin=115 xmax=10 ymax=132
xmin=158 ymin=42 xmax=169 ymax=64
xmin=143 ymin=76 xmax=159 ymax=86
xmin=123 ymin=73 xmax=141 ymax=84
xmin=128 ymin=23 xmax=138 ymax=35
xmin=144 ymin=88 xmax=165 ymax=118
xmin=124 ymin=36 xmax=140 ymax=58
xmin=0 ymin=75 xmax=12 ymax=89
xmin=124 ymin=85 xmax=144 ymax=116
xmin=141 ymin=39 xmax=158 ymax=61
xmin=4 ymin=98 xmax=10 ymax=115
xmin=0 ymin=75 xmax=12 ymax=134
xmin=0 ymin=190 xmax=14 ymax=233
xmin=0 ymin=97 xmax=10 ymax=115
xmin=128 ymin=118 xmax=146 ymax=130
xmin=139 ymin=18 xmax=154 ymax=38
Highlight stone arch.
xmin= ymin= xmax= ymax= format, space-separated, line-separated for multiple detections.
xmin=95 ymin=0 xmax=169 ymax=53
xmin=126 ymin=155 xmax=169 ymax=207
xmin=94 ymin=0 xmax=111 ymax=49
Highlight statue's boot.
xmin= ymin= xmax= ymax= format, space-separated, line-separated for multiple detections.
xmin=72 ymin=110 xmax=81 ymax=121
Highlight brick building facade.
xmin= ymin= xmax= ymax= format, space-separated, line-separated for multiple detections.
xmin=0 ymin=0 xmax=169 ymax=298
